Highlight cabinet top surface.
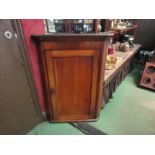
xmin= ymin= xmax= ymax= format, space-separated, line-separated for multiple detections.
xmin=31 ymin=32 xmax=113 ymax=42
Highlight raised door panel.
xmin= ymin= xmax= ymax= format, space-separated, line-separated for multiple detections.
xmin=45 ymin=50 xmax=99 ymax=121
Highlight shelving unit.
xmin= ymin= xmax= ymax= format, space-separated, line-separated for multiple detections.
xmin=46 ymin=19 xmax=139 ymax=40
xmin=46 ymin=19 xmax=99 ymax=33
xmin=113 ymin=25 xmax=138 ymax=33
xmin=99 ymin=19 xmax=139 ymax=42
xmin=103 ymin=44 xmax=141 ymax=106
xmin=104 ymin=44 xmax=141 ymax=84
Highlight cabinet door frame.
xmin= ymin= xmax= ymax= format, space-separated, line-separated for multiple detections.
xmin=45 ymin=49 xmax=99 ymax=121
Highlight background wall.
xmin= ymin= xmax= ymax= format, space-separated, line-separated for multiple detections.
xmin=135 ymin=19 xmax=155 ymax=50
xmin=21 ymin=19 xmax=46 ymax=112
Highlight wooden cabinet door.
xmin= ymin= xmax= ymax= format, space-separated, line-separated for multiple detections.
xmin=45 ymin=50 xmax=99 ymax=121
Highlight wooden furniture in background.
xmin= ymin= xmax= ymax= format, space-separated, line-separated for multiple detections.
xmin=100 ymin=19 xmax=139 ymax=42
xmin=46 ymin=19 xmax=99 ymax=33
xmin=139 ymin=50 xmax=155 ymax=90
xmin=151 ymin=49 xmax=155 ymax=63
xmin=46 ymin=19 xmax=139 ymax=39
xmin=32 ymin=33 xmax=112 ymax=122
xmin=139 ymin=62 xmax=155 ymax=90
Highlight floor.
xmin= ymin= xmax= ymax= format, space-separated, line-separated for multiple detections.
xmin=28 ymin=67 xmax=155 ymax=135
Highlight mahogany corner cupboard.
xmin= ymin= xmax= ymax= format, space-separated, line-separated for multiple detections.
xmin=32 ymin=33 xmax=112 ymax=122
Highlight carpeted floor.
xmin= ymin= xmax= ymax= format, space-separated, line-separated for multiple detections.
xmin=28 ymin=67 xmax=155 ymax=135
xmin=88 ymin=67 xmax=155 ymax=134
xmin=28 ymin=122 xmax=84 ymax=135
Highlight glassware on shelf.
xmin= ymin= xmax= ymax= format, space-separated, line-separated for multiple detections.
xmin=46 ymin=19 xmax=56 ymax=33
xmin=106 ymin=47 xmax=117 ymax=70
xmin=97 ymin=20 xmax=102 ymax=33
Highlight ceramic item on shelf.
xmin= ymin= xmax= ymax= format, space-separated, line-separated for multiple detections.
xmin=115 ymin=42 xmax=120 ymax=51
xmin=123 ymin=42 xmax=130 ymax=52
xmin=119 ymin=43 xmax=125 ymax=51
xmin=97 ymin=20 xmax=102 ymax=33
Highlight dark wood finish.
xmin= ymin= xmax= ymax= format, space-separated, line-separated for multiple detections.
xmin=94 ymin=19 xmax=100 ymax=33
xmin=151 ymin=50 xmax=155 ymax=63
xmin=45 ymin=19 xmax=139 ymax=36
xmin=139 ymin=62 xmax=155 ymax=90
xmin=104 ymin=20 xmax=112 ymax=32
xmin=114 ymin=25 xmax=138 ymax=33
xmin=32 ymin=33 xmax=113 ymax=41
xmin=46 ymin=19 xmax=99 ymax=34
xmin=65 ymin=19 xmax=72 ymax=32
xmin=0 ymin=19 xmax=42 ymax=134
xmin=94 ymin=19 xmax=98 ymax=33
xmin=32 ymin=33 xmax=111 ymax=122
xmin=102 ymin=19 xmax=139 ymax=43
xmin=103 ymin=20 xmax=139 ymax=32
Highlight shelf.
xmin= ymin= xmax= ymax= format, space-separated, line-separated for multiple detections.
xmin=113 ymin=25 xmax=138 ymax=33
xmin=104 ymin=44 xmax=141 ymax=85
xmin=104 ymin=25 xmax=138 ymax=34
